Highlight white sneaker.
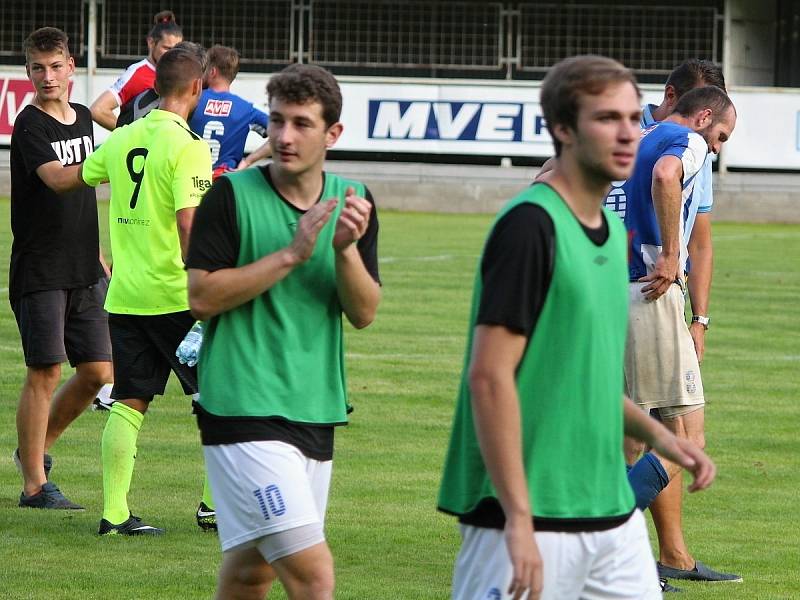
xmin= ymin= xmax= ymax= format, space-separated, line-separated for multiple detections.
xmin=93 ymin=383 xmax=115 ymax=411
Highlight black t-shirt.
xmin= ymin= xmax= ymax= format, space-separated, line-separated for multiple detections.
xmin=476 ymin=202 xmax=608 ymax=335
xmin=462 ymin=201 xmax=615 ymax=532
xmin=9 ymin=103 xmax=103 ymax=303
xmin=187 ymin=166 xmax=381 ymax=460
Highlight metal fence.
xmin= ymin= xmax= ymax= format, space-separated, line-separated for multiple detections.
xmin=518 ymin=4 xmax=718 ymax=74
xmin=0 ymin=0 xmax=84 ymax=58
xmin=0 ymin=1 xmax=720 ymax=75
xmin=101 ymin=0 xmax=293 ymax=64
xmin=309 ymin=1 xmax=502 ymax=69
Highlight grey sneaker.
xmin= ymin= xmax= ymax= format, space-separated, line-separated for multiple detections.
xmin=99 ymin=514 xmax=165 ymax=536
xmin=13 ymin=448 xmax=53 ymax=479
xmin=19 ymin=482 xmax=83 ymax=510
xmin=658 ymin=561 xmax=743 ymax=583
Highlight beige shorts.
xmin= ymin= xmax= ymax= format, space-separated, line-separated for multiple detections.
xmin=624 ymin=282 xmax=705 ymax=415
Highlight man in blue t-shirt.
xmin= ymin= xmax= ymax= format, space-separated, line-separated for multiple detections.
xmin=188 ymin=45 xmax=271 ymax=178
xmin=607 ymin=84 xmax=742 ymax=586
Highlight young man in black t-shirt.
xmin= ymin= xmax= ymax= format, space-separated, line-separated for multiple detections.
xmin=9 ymin=27 xmax=112 ymax=510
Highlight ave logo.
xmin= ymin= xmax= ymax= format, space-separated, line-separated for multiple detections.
xmin=203 ymin=99 xmax=232 ymax=117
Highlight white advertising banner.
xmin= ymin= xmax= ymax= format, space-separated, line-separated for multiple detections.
xmin=0 ymin=67 xmax=798 ymax=170
xmin=229 ymin=74 xmax=663 ymax=158
xmin=724 ymin=89 xmax=800 ymax=169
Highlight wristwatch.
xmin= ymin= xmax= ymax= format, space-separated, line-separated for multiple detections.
xmin=691 ymin=315 xmax=710 ymax=329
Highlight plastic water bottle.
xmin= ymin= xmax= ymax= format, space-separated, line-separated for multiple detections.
xmin=176 ymin=321 xmax=204 ymax=367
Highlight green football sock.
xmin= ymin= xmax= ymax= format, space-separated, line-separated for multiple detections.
xmin=202 ymin=470 xmax=214 ymax=510
xmin=102 ymin=402 xmax=144 ymax=524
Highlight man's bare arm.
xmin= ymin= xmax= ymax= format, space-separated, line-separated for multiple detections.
xmin=188 ymin=199 xmax=337 ymax=321
xmin=236 ymin=141 xmax=272 ymax=170
xmin=469 ymin=325 xmax=543 ymax=600
xmin=687 ymin=212 xmax=713 ymax=362
xmin=176 ymin=207 xmax=196 ymax=263
xmin=90 ymin=90 xmax=119 ymax=131
xmin=332 ymin=189 xmax=380 ymax=329
xmin=37 ymin=161 xmax=86 ymax=194
xmin=640 ymin=155 xmax=683 ymax=300
xmin=533 ymin=157 xmax=557 ymax=182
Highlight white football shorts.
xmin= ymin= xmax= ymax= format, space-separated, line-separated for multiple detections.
xmin=451 ymin=510 xmax=661 ymax=600
xmin=204 ymin=440 xmax=332 ymax=558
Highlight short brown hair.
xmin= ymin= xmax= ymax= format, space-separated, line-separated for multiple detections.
xmin=208 ymin=45 xmax=240 ymax=82
xmin=155 ymin=47 xmax=203 ymax=97
xmin=175 ymin=41 xmax=208 ymax=76
xmin=23 ymin=27 xmax=70 ymax=63
xmin=540 ymin=55 xmax=640 ymax=156
xmin=267 ymin=64 xmax=342 ymax=128
xmin=666 ymin=59 xmax=727 ymax=97
xmin=672 ymin=85 xmax=734 ymax=121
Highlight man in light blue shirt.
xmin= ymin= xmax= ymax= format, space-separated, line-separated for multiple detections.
xmin=612 ymin=60 xmax=742 ymax=589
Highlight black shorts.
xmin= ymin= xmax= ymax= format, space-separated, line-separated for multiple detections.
xmin=108 ymin=311 xmax=197 ymax=401
xmin=11 ymin=279 xmax=113 ymax=367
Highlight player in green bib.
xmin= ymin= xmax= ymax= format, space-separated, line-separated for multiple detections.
xmin=437 ymin=56 xmax=717 ymax=600
xmin=187 ymin=65 xmax=380 ymax=599
xmin=53 ymin=47 xmax=213 ymax=535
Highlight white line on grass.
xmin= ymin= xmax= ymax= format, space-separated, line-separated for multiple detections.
xmin=380 ymin=254 xmax=457 ymax=264
xmin=346 ymin=352 xmax=457 ymax=361
xmin=715 ymin=232 xmax=800 ymax=241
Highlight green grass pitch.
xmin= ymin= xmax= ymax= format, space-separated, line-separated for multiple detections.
xmin=0 ymin=197 xmax=797 ymax=599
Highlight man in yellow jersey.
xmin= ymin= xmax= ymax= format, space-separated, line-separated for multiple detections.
xmin=50 ymin=47 xmax=214 ymax=535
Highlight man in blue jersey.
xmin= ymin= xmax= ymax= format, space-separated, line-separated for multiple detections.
xmin=613 ymin=60 xmax=741 ymax=588
xmin=189 ymin=45 xmax=272 ymax=178
xmin=612 ymin=85 xmax=742 ymax=585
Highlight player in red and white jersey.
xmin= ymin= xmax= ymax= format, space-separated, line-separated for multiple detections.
xmin=90 ymin=10 xmax=182 ymax=130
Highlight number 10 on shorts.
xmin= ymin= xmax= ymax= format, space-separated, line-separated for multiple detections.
xmin=253 ymin=485 xmax=287 ymax=521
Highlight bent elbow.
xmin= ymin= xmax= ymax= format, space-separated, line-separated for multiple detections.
xmin=467 ymin=365 xmax=492 ymax=397
xmin=188 ymin=294 xmax=213 ymax=322
xmin=348 ymin=309 xmax=376 ymax=330
xmin=49 ymin=178 xmax=74 ymax=195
